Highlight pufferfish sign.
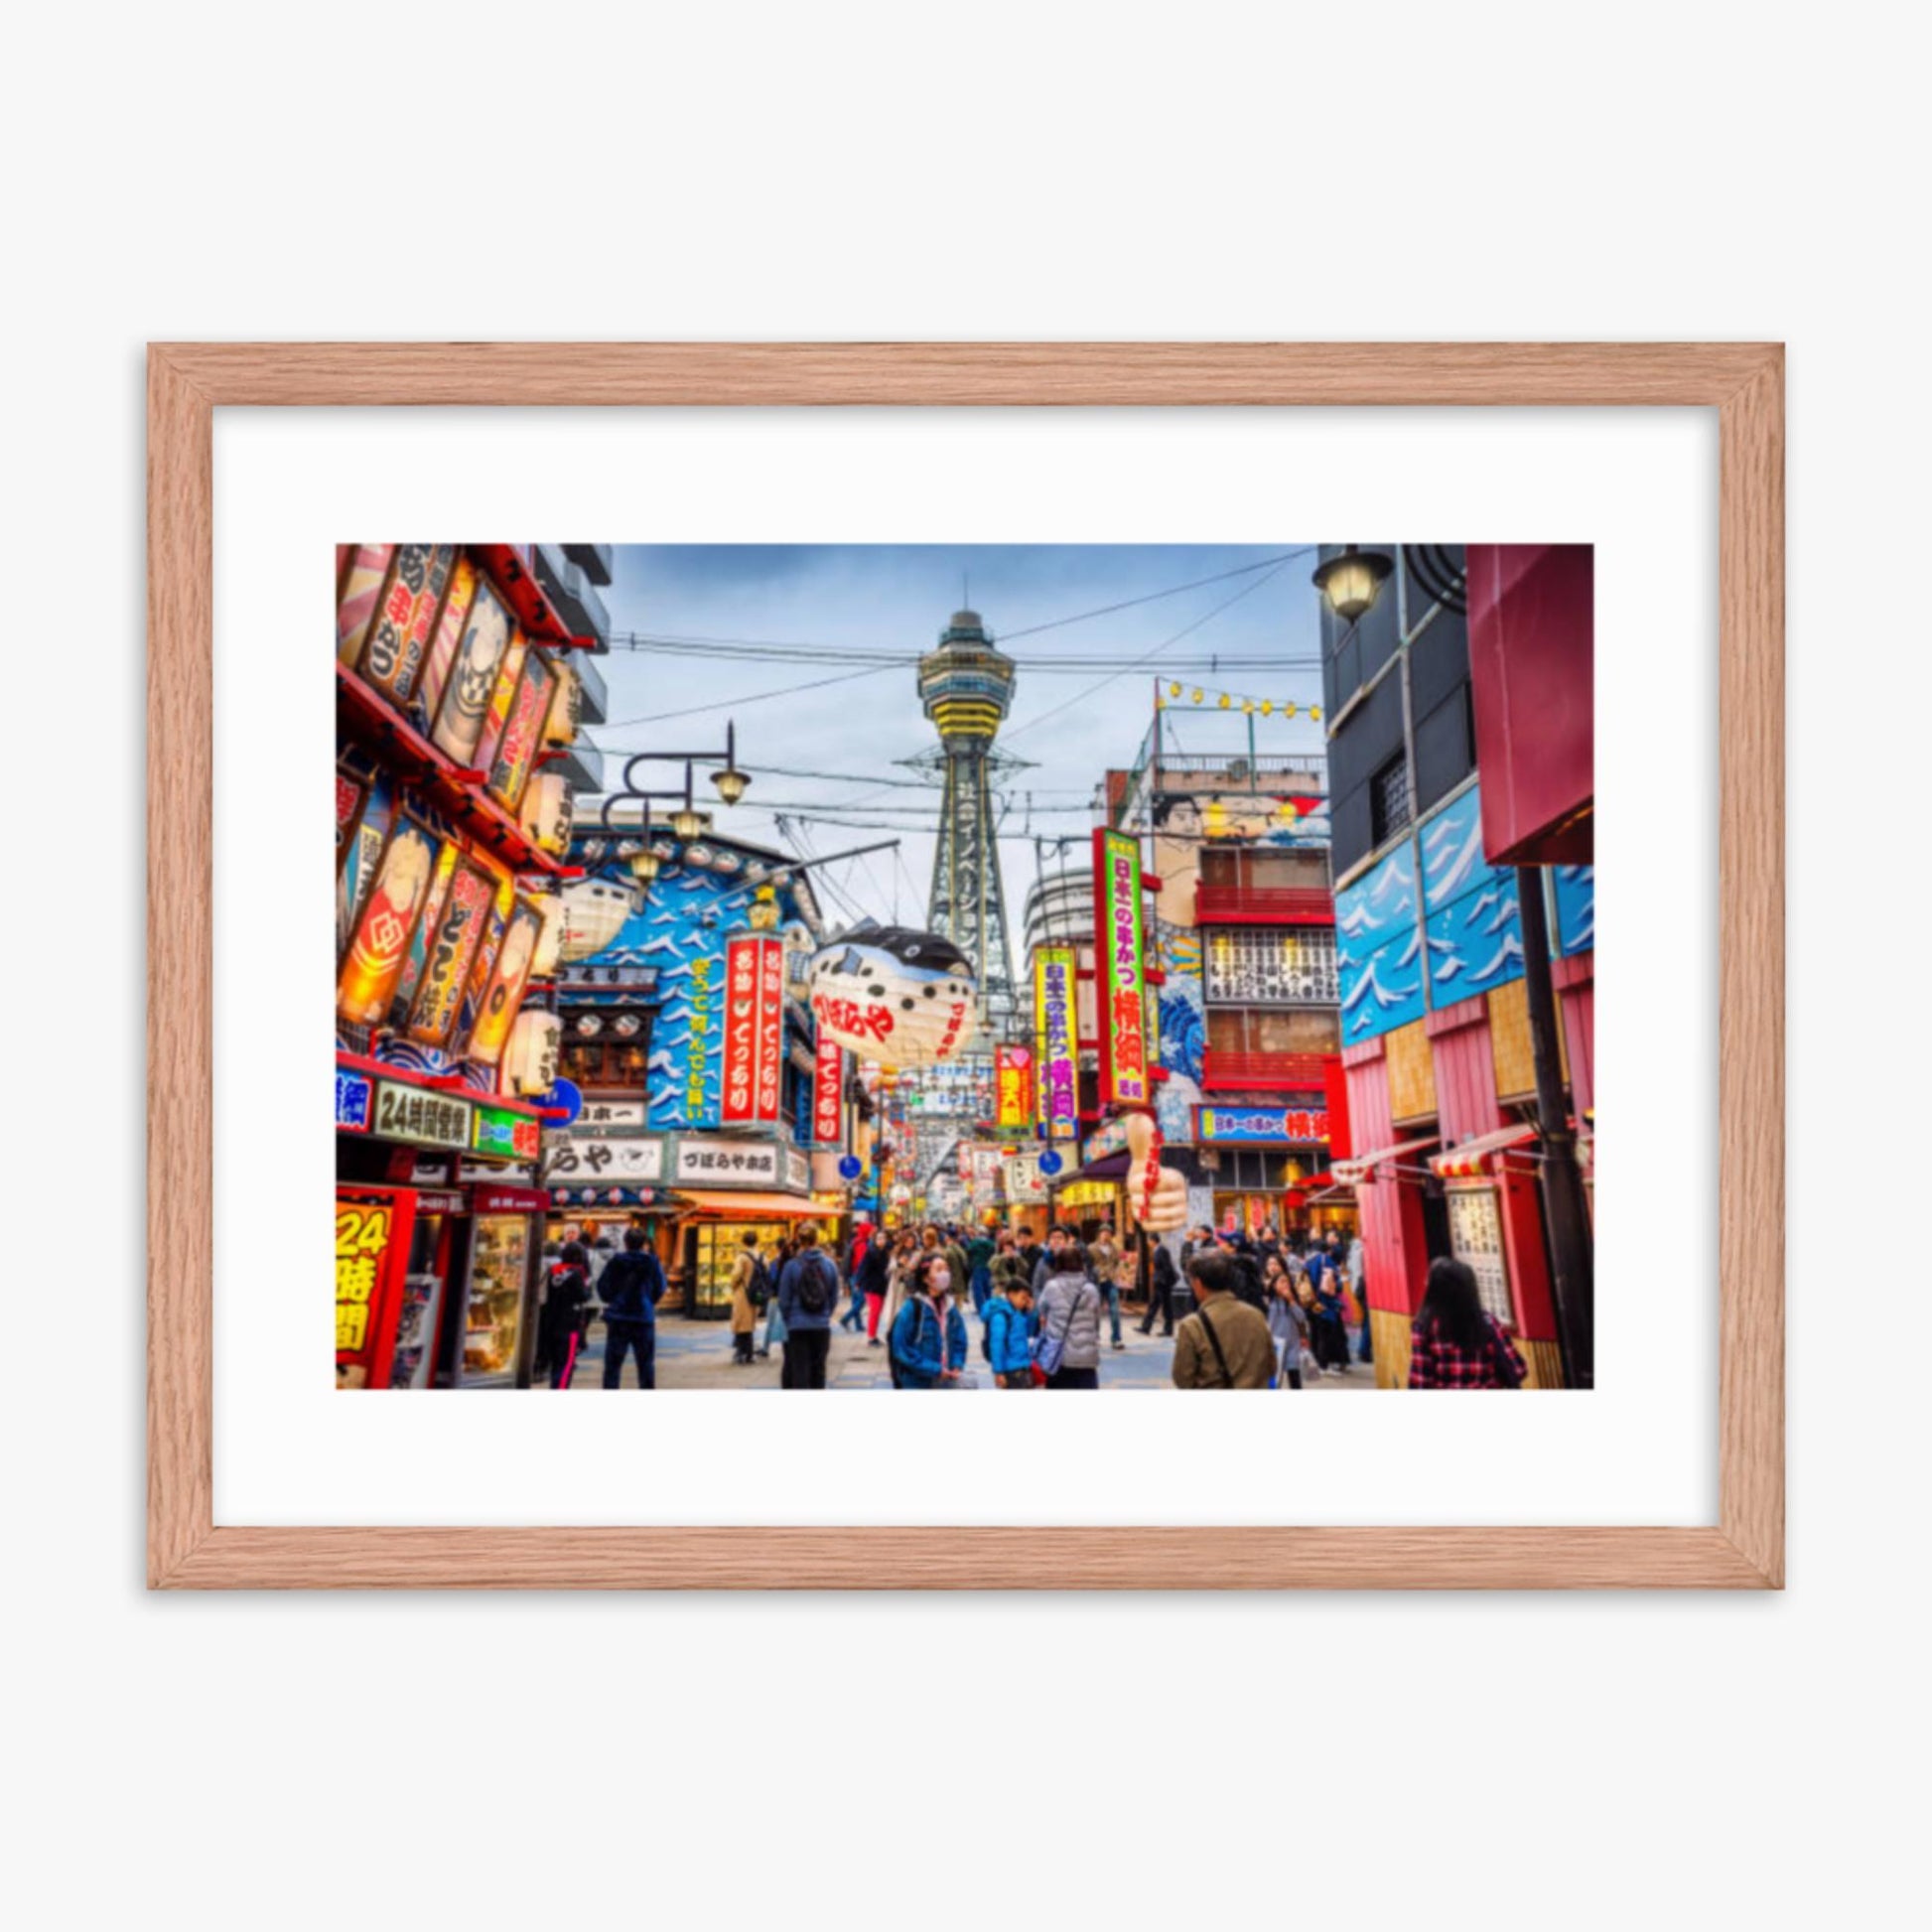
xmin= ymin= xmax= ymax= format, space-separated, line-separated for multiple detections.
xmin=808 ymin=923 xmax=979 ymax=1068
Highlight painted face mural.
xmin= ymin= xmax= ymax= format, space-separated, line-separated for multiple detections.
xmin=431 ymin=582 xmax=512 ymax=766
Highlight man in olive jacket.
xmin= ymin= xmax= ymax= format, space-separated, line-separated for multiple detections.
xmin=1172 ymin=1250 xmax=1279 ymax=1390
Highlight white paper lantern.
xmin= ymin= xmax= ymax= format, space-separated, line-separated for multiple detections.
xmin=505 ymin=1009 xmax=562 ymax=1096
xmin=530 ymin=894 xmax=569 ymax=980
xmin=519 ymin=769 xmax=573 ymax=856
xmin=556 ymin=877 xmax=633 ymax=963
xmin=808 ymin=924 xmax=979 ymax=1068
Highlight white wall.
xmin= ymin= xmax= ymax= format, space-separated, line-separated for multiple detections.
xmin=6 ymin=3 xmax=1916 ymax=1928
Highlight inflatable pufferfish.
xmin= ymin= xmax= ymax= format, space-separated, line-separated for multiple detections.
xmin=808 ymin=923 xmax=980 ymax=1067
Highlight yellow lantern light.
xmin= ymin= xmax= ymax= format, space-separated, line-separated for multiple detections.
xmin=1261 ymin=700 xmax=1273 ymax=716
xmin=505 ymin=1009 xmax=562 ymax=1096
xmin=531 ymin=894 xmax=569 ymax=979
xmin=1190 ymin=688 xmax=1203 ymax=704
xmin=627 ymin=848 xmax=661 ymax=886
xmin=670 ymin=804 xmax=707 ymax=841
xmin=1311 ymin=544 xmax=1394 ymax=622
xmin=518 ymin=769 xmax=573 ymax=857
xmin=1241 ymin=697 xmax=1255 ymax=714
xmin=1217 ymin=693 xmax=1230 ymax=710
xmin=1168 ymin=682 xmax=1181 ymax=699
xmin=1283 ymin=702 xmax=1298 ymax=720
xmin=1310 ymin=705 xmax=1322 ymax=723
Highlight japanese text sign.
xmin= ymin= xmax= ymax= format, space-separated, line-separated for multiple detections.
xmin=1093 ymin=828 xmax=1150 ymax=1107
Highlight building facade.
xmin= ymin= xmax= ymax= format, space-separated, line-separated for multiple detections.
xmin=1321 ymin=544 xmax=1594 ymax=1388
xmin=334 ymin=542 xmax=610 ymax=1389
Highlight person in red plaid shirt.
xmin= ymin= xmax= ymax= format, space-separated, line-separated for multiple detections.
xmin=1407 ymin=1257 xmax=1530 ymax=1389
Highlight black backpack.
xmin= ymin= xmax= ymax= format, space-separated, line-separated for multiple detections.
xmin=795 ymin=1252 xmax=834 ymax=1317
xmin=747 ymin=1255 xmax=773 ymax=1311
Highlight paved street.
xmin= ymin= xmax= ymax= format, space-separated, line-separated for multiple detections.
xmin=555 ymin=1308 xmax=1378 ymax=1390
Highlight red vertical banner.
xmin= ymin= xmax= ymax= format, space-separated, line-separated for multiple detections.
xmin=995 ymin=1043 xmax=1033 ymax=1130
xmin=723 ymin=936 xmax=761 ymax=1124
xmin=812 ymin=1028 xmax=845 ymax=1147
xmin=755 ymin=938 xmax=785 ymax=1125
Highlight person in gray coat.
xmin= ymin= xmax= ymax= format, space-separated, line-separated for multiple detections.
xmin=1033 ymin=1253 xmax=1104 ymax=1389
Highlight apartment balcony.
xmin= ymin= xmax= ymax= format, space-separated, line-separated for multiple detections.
xmin=1199 ymin=1049 xmax=1330 ymax=1093
xmin=1194 ymin=884 xmax=1334 ymax=925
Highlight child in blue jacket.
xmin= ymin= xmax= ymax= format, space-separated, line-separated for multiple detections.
xmin=982 ymin=1278 xmax=1036 ymax=1389
xmin=890 ymin=1254 xmax=969 ymax=1388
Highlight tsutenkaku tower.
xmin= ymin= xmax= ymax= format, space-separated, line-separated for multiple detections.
xmin=918 ymin=608 xmax=1020 ymax=1032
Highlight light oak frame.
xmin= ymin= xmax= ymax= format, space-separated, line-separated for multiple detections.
xmin=148 ymin=343 xmax=1783 ymax=1588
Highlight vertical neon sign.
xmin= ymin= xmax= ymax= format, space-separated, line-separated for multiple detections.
xmin=1093 ymin=827 xmax=1150 ymax=1107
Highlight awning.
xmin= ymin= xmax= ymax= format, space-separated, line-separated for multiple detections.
xmin=1431 ymin=1123 xmax=1537 ymax=1178
xmin=1332 ymin=1135 xmax=1439 ymax=1186
xmin=1057 ymin=1150 xmax=1130 ymax=1185
xmin=675 ymin=1190 xmax=825 ymax=1220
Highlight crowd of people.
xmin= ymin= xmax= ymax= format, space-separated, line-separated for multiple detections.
xmin=534 ymin=1211 xmax=1528 ymax=1392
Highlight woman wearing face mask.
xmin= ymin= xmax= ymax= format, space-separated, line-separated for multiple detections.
xmin=888 ymin=1252 xmax=968 ymax=1389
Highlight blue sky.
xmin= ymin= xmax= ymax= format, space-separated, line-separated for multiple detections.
xmin=591 ymin=543 xmax=1329 ymax=942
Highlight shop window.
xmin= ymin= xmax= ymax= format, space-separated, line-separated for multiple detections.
xmin=1445 ymin=1186 xmax=1514 ymax=1328
xmin=1204 ymin=927 xmax=1339 ymax=1006
xmin=1206 ymin=1007 xmax=1342 ymax=1055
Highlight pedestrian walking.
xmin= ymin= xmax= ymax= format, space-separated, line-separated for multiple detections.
xmin=889 ymin=1252 xmax=969 ymax=1388
xmin=776 ymin=1223 xmax=840 ymax=1389
xmin=855 ymin=1223 xmax=892 ymax=1348
xmin=728 ymin=1229 xmax=762 ymax=1365
xmin=1406 ymin=1257 xmax=1529 ymax=1389
xmin=1033 ymin=1249 xmax=1103 ymax=1389
xmin=595 ymin=1227 xmax=666 ymax=1389
xmin=1171 ymin=1250 xmax=1277 ymax=1390
xmin=838 ymin=1236 xmax=869 ymax=1333
xmin=538 ymin=1242 xmax=594 ymax=1389
xmin=1134 ymin=1230 xmax=1178 ymax=1335
xmin=981 ymin=1268 xmax=1036 ymax=1388
xmin=1089 ymin=1225 xmax=1126 ymax=1350
xmin=758 ymin=1236 xmax=794 ymax=1359
xmin=964 ymin=1226 xmax=996 ymax=1317
xmin=1308 ymin=1268 xmax=1352 ymax=1376
xmin=1263 ymin=1252 xmax=1309 ymax=1390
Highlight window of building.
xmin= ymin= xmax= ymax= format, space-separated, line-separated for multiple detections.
xmin=1205 ymin=1007 xmax=1341 ymax=1055
xmin=1204 ymin=927 xmax=1339 ymax=1006
xmin=1370 ymin=754 xmax=1412 ymax=847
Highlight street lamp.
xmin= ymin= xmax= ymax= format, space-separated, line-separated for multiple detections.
xmin=1311 ymin=544 xmax=1394 ymax=622
xmin=670 ymin=800 xmax=707 ymax=841
xmin=626 ymin=848 xmax=661 ymax=887
xmin=712 ymin=762 xmax=751 ymax=805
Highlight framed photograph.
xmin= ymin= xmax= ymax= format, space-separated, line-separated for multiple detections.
xmin=149 ymin=343 xmax=1782 ymax=1588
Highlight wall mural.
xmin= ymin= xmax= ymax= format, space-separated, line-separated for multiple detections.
xmin=1334 ymin=839 xmax=1424 ymax=1043
xmin=1335 ymin=785 xmax=1595 ymax=1046
xmin=562 ymin=857 xmax=815 ymax=1133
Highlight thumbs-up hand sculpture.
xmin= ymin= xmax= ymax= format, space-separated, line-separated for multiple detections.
xmin=1123 ymin=1110 xmax=1188 ymax=1233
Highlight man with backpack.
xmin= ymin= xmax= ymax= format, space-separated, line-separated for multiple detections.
xmin=596 ymin=1227 xmax=667 ymax=1390
xmin=776 ymin=1223 xmax=840 ymax=1389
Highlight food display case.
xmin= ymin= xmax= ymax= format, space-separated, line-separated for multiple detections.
xmin=687 ymin=1220 xmax=789 ymax=1318
xmin=456 ymin=1211 xmax=536 ymax=1385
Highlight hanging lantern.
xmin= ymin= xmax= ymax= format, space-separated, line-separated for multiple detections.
xmin=541 ymin=664 xmax=582 ymax=750
xmin=556 ymin=877 xmax=634 ymax=962
xmin=1260 ymin=700 xmax=1274 ymax=716
xmin=627 ymin=849 xmax=661 ymax=886
xmin=1190 ymin=688 xmax=1203 ymax=704
xmin=1168 ymin=682 xmax=1181 ymax=699
xmin=1283 ymin=702 xmax=1298 ymax=720
xmin=519 ymin=769 xmax=573 ymax=856
xmin=1310 ymin=705 xmax=1322 ymax=723
xmin=1311 ymin=544 xmax=1394 ymax=623
xmin=1241 ymin=697 xmax=1255 ymax=714
xmin=530 ymin=894 xmax=569 ymax=979
xmin=671 ymin=804 xmax=707 ymax=841
xmin=808 ymin=924 xmax=979 ymax=1067
xmin=711 ymin=762 xmax=752 ymax=805
xmin=505 ymin=1009 xmax=562 ymax=1096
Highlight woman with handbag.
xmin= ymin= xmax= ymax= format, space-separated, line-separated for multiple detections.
xmin=1033 ymin=1250 xmax=1103 ymax=1389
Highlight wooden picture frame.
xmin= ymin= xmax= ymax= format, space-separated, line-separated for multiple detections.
xmin=148 ymin=343 xmax=1783 ymax=1588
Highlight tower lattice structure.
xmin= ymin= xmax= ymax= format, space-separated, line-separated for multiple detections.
xmin=916 ymin=608 xmax=1021 ymax=1035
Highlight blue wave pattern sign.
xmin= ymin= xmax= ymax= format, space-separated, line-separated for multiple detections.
xmin=1554 ymin=864 xmax=1594 ymax=956
xmin=1335 ymin=782 xmax=1553 ymax=1045
xmin=1334 ymin=840 xmax=1425 ymax=1042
